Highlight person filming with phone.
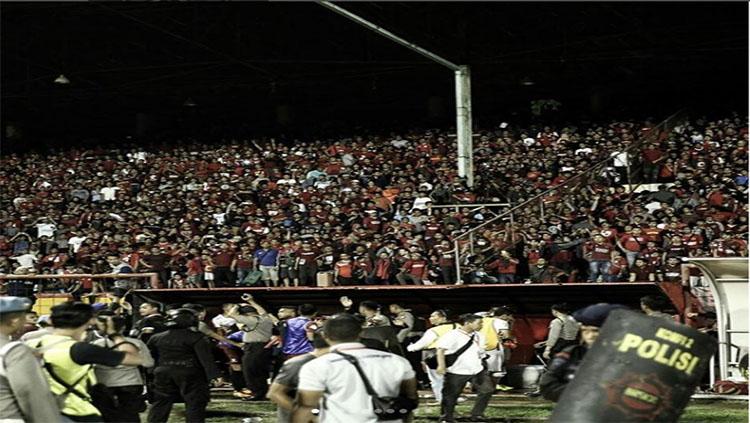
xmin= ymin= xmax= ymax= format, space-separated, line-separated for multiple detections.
xmin=226 ymin=294 xmax=276 ymax=401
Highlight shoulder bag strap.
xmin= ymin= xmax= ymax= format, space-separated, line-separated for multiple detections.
xmin=44 ymin=361 xmax=93 ymax=400
xmin=334 ymin=351 xmax=379 ymax=397
xmin=453 ymin=334 xmax=476 ymax=359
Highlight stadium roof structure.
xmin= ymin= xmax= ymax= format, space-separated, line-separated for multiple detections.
xmin=1 ymin=2 xmax=747 ymax=141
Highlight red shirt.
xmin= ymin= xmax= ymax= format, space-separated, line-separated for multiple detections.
xmin=488 ymin=257 xmax=518 ymax=274
xmin=213 ymin=251 xmax=235 ymax=267
xmin=402 ymin=260 xmax=428 ymax=279
xmin=585 ymin=242 xmax=613 ymax=261
xmin=297 ymin=250 xmax=317 ymax=266
xmin=335 ymin=261 xmax=353 ymax=278
xmin=187 ymin=258 xmax=203 ymax=275
xmin=619 ymin=234 xmax=648 ymax=252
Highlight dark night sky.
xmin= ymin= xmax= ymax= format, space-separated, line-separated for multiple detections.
xmin=1 ymin=2 xmax=748 ymax=147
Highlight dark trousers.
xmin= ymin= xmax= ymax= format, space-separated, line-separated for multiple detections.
xmin=147 ymin=366 xmax=210 ymax=423
xmin=213 ymin=267 xmax=234 ymax=287
xmin=403 ymin=337 xmax=428 ymax=384
xmin=242 ymin=342 xmax=273 ymax=398
xmin=298 ymin=265 xmax=317 ymax=286
xmin=441 ymin=265 xmax=456 ymax=285
xmin=441 ymin=369 xmax=494 ymax=421
xmin=96 ymin=385 xmax=145 ymax=423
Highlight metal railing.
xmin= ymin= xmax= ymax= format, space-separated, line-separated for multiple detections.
xmin=450 ymin=110 xmax=688 ymax=283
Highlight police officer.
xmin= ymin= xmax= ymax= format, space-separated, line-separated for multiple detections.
xmin=27 ymin=301 xmax=144 ymax=422
xmin=539 ymin=303 xmax=628 ymax=401
xmin=131 ymin=301 xmax=167 ymax=344
xmin=0 ymin=297 xmax=60 ymax=423
xmin=146 ymin=308 xmax=220 ymax=423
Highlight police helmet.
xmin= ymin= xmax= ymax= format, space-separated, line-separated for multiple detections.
xmin=165 ymin=308 xmax=199 ymax=329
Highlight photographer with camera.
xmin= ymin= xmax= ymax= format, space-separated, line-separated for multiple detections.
xmin=146 ymin=308 xmax=221 ymax=423
xmin=226 ymin=294 xmax=276 ymax=401
xmin=91 ymin=311 xmax=154 ymax=422
xmin=26 ymin=301 xmax=145 ymax=423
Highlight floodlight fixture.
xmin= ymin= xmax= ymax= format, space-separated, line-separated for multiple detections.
xmin=54 ymin=74 xmax=70 ymax=85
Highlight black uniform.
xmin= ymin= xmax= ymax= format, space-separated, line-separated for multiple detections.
xmin=146 ymin=328 xmax=220 ymax=423
xmin=539 ymin=344 xmax=589 ymax=402
xmin=133 ymin=314 xmax=168 ymax=344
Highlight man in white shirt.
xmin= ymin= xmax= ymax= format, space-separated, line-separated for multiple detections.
xmin=67 ymin=232 xmax=88 ymax=254
xmin=295 ymin=314 xmax=418 ymax=423
xmin=436 ymin=314 xmax=495 ymax=423
xmin=406 ymin=309 xmax=458 ymax=404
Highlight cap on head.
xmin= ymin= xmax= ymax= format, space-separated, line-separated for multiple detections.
xmin=0 ymin=296 xmax=31 ymax=315
xmin=573 ymin=303 xmax=629 ymax=327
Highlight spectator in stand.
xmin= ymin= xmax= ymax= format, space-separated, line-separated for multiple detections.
xmin=397 ymin=253 xmax=430 ymax=285
xmin=526 ymin=258 xmax=569 ymax=284
xmin=0 ymin=116 xmax=746 ymax=287
xmin=629 ymin=257 xmax=656 ymax=282
xmin=486 ymin=250 xmax=519 ymax=284
xmin=583 ymin=234 xmax=613 ymax=282
xmin=254 ymin=240 xmax=280 ymax=287
xmin=295 ymin=243 xmax=318 ymax=287
xmin=607 ymin=251 xmax=629 ymax=282
xmin=231 ymin=245 xmax=255 ymax=286
xmin=369 ymin=251 xmax=395 ymax=285
xmin=333 ymin=254 xmax=354 ymax=286
xmin=617 ymin=227 xmax=649 ymax=268
xmin=212 ymin=244 xmax=236 ymax=287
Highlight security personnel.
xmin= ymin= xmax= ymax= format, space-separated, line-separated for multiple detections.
xmin=27 ymin=301 xmax=144 ymax=422
xmin=147 ymin=308 xmax=220 ymax=423
xmin=406 ymin=309 xmax=458 ymax=404
xmin=539 ymin=303 xmax=628 ymax=401
xmin=0 ymin=296 xmax=60 ymax=423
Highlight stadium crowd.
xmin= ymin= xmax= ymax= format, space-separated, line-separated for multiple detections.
xmin=4 ymin=293 xmax=681 ymax=422
xmin=0 ymin=115 xmax=747 ymax=294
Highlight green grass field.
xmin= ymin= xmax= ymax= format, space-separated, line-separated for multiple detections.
xmin=162 ymin=396 xmax=749 ymax=422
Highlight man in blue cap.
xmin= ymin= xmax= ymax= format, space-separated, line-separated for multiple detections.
xmin=539 ymin=303 xmax=628 ymax=401
xmin=0 ymin=296 xmax=62 ymax=422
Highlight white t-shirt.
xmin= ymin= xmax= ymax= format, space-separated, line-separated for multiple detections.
xmin=436 ymin=329 xmax=485 ymax=375
xmin=68 ymin=236 xmax=87 ymax=253
xmin=390 ymin=139 xmax=409 ymax=148
xmin=492 ymin=318 xmax=510 ymax=333
xmin=100 ymin=187 xmax=120 ymax=201
xmin=212 ymin=213 xmax=226 ymax=225
xmin=211 ymin=314 xmax=237 ymax=329
xmin=36 ymin=223 xmax=56 ymax=238
xmin=411 ymin=197 xmax=432 ymax=210
xmin=298 ymin=342 xmax=415 ymax=423
xmin=611 ymin=151 xmax=629 ymax=167
xmin=13 ymin=253 xmax=37 ymax=268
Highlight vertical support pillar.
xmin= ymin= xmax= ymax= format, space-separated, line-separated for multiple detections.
xmin=454 ymin=240 xmax=462 ymax=285
xmin=455 ymin=65 xmax=473 ymax=188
